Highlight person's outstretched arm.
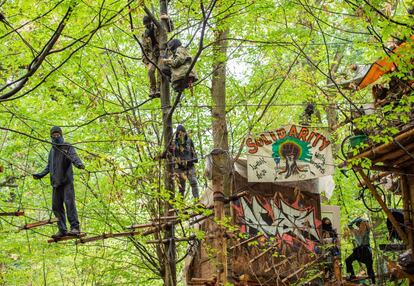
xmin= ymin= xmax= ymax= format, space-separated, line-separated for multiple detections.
xmin=33 ymin=152 xmax=51 ymax=179
xmin=68 ymin=145 xmax=85 ymax=169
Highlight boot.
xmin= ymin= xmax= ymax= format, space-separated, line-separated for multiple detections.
xmin=68 ymin=228 xmax=81 ymax=236
xmin=149 ymin=91 xmax=160 ymax=99
xmin=51 ymin=230 xmax=67 ymax=239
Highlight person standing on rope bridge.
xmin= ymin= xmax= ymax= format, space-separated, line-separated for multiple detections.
xmin=33 ymin=126 xmax=85 ymax=238
xmin=162 ymin=39 xmax=198 ymax=93
xmin=142 ymin=15 xmax=161 ymax=99
xmin=345 ymin=217 xmax=375 ymax=284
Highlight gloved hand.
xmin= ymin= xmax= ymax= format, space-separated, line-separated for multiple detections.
xmin=78 ymin=164 xmax=85 ymax=170
xmin=33 ymin=174 xmax=42 ymax=180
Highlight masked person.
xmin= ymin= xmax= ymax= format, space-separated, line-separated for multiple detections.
xmin=162 ymin=39 xmax=198 ymax=93
xmin=33 ymin=126 xmax=85 ymax=238
xmin=172 ymin=125 xmax=199 ymax=198
xmin=345 ymin=217 xmax=375 ymax=284
xmin=321 ymin=217 xmax=340 ymax=281
xmin=141 ymin=15 xmax=161 ymax=98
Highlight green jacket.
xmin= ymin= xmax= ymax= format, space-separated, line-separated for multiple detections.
xmin=167 ymin=46 xmax=198 ymax=83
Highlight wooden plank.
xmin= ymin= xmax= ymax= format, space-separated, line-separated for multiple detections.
xmin=76 ymin=231 xmax=141 ymax=244
xmin=373 ymin=142 xmax=414 ymax=163
xmin=21 ymin=218 xmax=58 ymax=230
xmin=48 ymin=233 xmax=86 ymax=243
xmin=0 ymin=211 xmax=24 ymax=217
xmin=346 ymin=127 xmax=414 ymax=162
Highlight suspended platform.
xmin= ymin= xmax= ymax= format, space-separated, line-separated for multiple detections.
xmin=47 ymin=233 xmax=86 ymax=243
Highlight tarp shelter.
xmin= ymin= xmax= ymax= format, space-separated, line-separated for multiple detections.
xmin=328 ymin=36 xmax=414 ymax=91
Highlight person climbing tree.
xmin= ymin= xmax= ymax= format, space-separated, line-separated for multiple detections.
xmin=141 ymin=15 xmax=161 ymax=98
xmin=160 ymin=125 xmax=199 ymax=198
xmin=33 ymin=126 xmax=85 ymax=238
xmin=345 ymin=217 xmax=375 ymax=284
xmin=162 ymin=39 xmax=198 ymax=93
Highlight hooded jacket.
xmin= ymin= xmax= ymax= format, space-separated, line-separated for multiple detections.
xmin=165 ymin=43 xmax=198 ymax=84
xmin=36 ymin=127 xmax=84 ymax=187
xmin=172 ymin=125 xmax=198 ymax=170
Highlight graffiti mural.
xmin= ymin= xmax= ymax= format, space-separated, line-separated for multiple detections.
xmin=232 ymin=193 xmax=321 ymax=252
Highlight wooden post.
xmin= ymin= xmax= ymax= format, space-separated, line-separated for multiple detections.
xmin=358 ymin=170 xmax=409 ymax=244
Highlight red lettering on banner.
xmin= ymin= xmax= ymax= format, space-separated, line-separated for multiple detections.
xmin=246 ymin=138 xmax=258 ymax=154
xmin=288 ymin=125 xmax=298 ymax=138
xmin=298 ymin=127 xmax=309 ymax=142
xmin=276 ymin=128 xmax=286 ymax=140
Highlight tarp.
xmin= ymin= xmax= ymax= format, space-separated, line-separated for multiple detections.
xmin=246 ymin=125 xmax=334 ymax=182
xmin=357 ymin=35 xmax=414 ymax=90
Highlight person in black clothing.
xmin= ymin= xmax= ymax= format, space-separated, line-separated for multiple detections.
xmin=345 ymin=218 xmax=375 ymax=284
xmin=160 ymin=125 xmax=199 ymax=198
xmin=321 ymin=217 xmax=340 ymax=281
xmin=173 ymin=124 xmax=199 ymax=198
xmin=33 ymin=126 xmax=85 ymax=238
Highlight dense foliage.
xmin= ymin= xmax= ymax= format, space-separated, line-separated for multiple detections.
xmin=1 ymin=0 xmax=413 ymax=285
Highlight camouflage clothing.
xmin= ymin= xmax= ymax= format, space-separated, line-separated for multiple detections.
xmin=141 ymin=26 xmax=161 ymax=93
xmin=141 ymin=26 xmax=160 ymax=65
xmin=165 ymin=46 xmax=198 ymax=92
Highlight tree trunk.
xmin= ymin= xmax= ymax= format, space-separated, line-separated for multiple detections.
xmin=211 ymin=27 xmax=230 ymax=285
xmin=159 ymin=1 xmax=176 ymax=285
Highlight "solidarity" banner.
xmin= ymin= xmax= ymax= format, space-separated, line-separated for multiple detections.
xmin=246 ymin=125 xmax=334 ymax=182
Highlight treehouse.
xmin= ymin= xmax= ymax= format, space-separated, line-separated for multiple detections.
xmin=340 ymin=35 xmax=414 ymax=284
xmin=184 ymin=157 xmax=335 ymax=286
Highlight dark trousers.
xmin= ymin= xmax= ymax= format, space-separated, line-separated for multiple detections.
xmin=346 ymin=245 xmax=375 ymax=284
xmin=176 ymin=167 xmax=199 ymax=198
xmin=52 ymin=183 xmax=79 ymax=232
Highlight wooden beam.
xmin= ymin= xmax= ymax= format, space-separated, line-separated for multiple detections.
xmin=146 ymin=235 xmax=196 ymax=244
xmin=373 ymin=142 xmax=414 ymax=163
xmin=230 ymin=234 xmax=264 ymax=250
xmin=349 ymin=127 xmax=414 ymax=161
xmin=358 ymin=172 xmax=390 ymax=187
xmin=281 ymin=254 xmax=324 ymax=283
xmin=0 ymin=211 xmax=24 ymax=217
xmin=48 ymin=233 xmax=86 ymax=243
xmin=21 ymin=218 xmax=58 ymax=230
xmin=75 ymin=231 xmax=140 ymax=244
xmin=358 ymin=170 xmax=409 ymax=244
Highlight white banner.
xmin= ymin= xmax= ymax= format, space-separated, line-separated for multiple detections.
xmin=246 ymin=125 xmax=334 ymax=182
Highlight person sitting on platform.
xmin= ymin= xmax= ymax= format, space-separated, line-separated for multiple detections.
xmin=162 ymin=39 xmax=198 ymax=93
xmin=33 ymin=126 xmax=85 ymax=238
xmin=345 ymin=217 xmax=375 ymax=284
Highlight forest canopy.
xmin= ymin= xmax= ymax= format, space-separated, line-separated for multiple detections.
xmin=1 ymin=0 xmax=414 ymax=285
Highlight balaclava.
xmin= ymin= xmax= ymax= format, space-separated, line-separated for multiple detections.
xmin=50 ymin=126 xmax=64 ymax=144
